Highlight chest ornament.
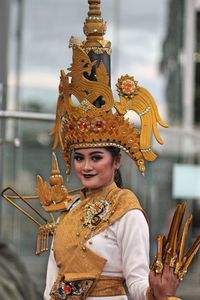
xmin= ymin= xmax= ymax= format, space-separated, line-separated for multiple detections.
xmin=74 ymin=196 xmax=116 ymax=251
xmin=82 ymin=199 xmax=110 ymax=229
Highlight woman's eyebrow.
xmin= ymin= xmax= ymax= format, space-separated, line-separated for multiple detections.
xmin=89 ymin=151 xmax=104 ymax=155
xmin=74 ymin=151 xmax=104 ymax=156
xmin=74 ymin=152 xmax=84 ymax=156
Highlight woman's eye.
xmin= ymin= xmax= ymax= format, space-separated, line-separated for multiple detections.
xmin=74 ymin=155 xmax=83 ymax=161
xmin=92 ymin=156 xmax=102 ymax=161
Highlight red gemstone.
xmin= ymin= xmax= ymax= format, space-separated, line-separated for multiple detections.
xmin=79 ymin=122 xmax=87 ymax=131
xmin=69 ymin=124 xmax=75 ymax=131
xmin=64 ymin=285 xmax=72 ymax=294
xmin=124 ymin=83 xmax=132 ymax=93
xmin=95 ymin=204 xmax=101 ymax=210
xmin=95 ymin=121 xmax=103 ymax=129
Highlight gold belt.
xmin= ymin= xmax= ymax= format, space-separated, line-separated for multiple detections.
xmin=90 ymin=275 xmax=126 ymax=297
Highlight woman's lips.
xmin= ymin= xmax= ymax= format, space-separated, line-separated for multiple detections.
xmin=82 ymin=174 xmax=97 ymax=178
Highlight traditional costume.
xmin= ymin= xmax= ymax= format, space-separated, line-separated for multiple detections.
xmin=1 ymin=1 xmax=199 ymax=300
xmin=36 ymin=1 xmax=199 ymax=299
xmin=38 ymin=0 xmax=166 ymax=298
xmin=44 ymin=182 xmax=150 ymax=300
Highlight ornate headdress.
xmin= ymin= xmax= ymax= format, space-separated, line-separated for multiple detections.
xmin=50 ymin=0 xmax=168 ymax=176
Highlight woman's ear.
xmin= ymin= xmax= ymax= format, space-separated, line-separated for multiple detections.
xmin=114 ymin=152 xmax=122 ymax=170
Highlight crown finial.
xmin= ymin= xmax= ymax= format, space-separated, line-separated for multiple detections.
xmin=49 ymin=152 xmax=64 ymax=186
xmin=51 ymin=152 xmax=60 ymax=175
xmin=83 ymin=0 xmax=106 ymax=42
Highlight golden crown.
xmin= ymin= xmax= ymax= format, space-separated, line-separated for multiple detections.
xmin=50 ymin=0 xmax=168 ymax=176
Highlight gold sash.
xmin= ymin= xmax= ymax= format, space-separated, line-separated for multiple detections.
xmin=90 ymin=275 xmax=126 ymax=297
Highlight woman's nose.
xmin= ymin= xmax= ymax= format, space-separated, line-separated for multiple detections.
xmin=83 ymin=159 xmax=93 ymax=171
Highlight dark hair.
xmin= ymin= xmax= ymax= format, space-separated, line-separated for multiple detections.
xmin=105 ymin=146 xmax=123 ymax=188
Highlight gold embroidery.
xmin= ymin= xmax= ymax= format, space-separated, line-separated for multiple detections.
xmin=53 ymin=182 xmax=143 ymax=285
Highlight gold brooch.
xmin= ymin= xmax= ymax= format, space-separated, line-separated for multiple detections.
xmin=83 ymin=199 xmax=109 ymax=229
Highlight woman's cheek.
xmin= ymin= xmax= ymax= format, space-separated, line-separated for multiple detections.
xmin=74 ymin=162 xmax=81 ymax=173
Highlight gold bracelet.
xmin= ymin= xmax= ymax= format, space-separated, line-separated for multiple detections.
xmin=168 ymin=297 xmax=182 ymax=300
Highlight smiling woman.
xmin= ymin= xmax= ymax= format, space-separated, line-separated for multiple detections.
xmin=41 ymin=1 xmax=189 ymax=299
xmin=1 ymin=0 xmax=200 ymax=299
xmin=73 ymin=148 xmax=121 ymax=192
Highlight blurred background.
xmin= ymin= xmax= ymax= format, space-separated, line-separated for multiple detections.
xmin=0 ymin=0 xmax=200 ymax=298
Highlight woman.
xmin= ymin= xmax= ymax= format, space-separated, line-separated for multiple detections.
xmin=40 ymin=2 xmax=191 ymax=298
xmin=43 ymin=146 xmax=180 ymax=300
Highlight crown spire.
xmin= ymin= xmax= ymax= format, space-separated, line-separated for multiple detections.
xmin=48 ymin=152 xmax=64 ymax=186
xmin=88 ymin=0 xmax=101 ymax=17
xmin=83 ymin=0 xmax=107 ymax=42
xmin=51 ymin=152 xmax=60 ymax=175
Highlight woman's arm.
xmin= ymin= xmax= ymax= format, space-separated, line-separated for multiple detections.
xmin=44 ymin=243 xmax=59 ymax=300
xmin=116 ymin=209 xmax=150 ymax=300
xmin=116 ymin=210 xmax=182 ymax=300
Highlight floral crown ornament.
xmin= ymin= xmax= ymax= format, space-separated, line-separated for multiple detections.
xmin=50 ymin=0 xmax=168 ymax=176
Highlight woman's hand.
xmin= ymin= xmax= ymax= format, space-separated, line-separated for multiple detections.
xmin=148 ymin=203 xmax=200 ymax=300
xmin=149 ymin=263 xmax=180 ymax=300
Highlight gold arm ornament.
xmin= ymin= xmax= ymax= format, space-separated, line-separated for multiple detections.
xmin=1 ymin=153 xmax=82 ymax=255
xmin=151 ymin=202 xmax=200 ymax=281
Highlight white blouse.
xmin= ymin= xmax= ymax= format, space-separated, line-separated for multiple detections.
xmin=44 ymin=209 xmax=149 ymax=300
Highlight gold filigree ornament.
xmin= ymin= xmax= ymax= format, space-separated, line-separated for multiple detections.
xmin=75 ymin=195 xmax=117 ymax=252
xmin=116 ymin=75 xmax=138 ymax=99
xmin=50 ymin=1 xmax=168 ymax=177
xmin=82 ymin=199 xmax=110 ymax=229
xmin=36 ymin=152 xmax=73 ymax=212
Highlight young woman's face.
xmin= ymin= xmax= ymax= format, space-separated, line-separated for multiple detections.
xmin=73 ymin=148 xmax=121 ymax=191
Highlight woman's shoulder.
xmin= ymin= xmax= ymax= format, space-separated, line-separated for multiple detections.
xmin=110 ymin=186 xmax=144 ymax=219
xmin=116 ymin=186 xmax=141 ymax=204
xmin=118 ymin=188 xmax=150 ymax=223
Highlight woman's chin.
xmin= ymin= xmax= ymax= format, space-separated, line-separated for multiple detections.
xmin=80 ymin=178 xmax=103 ymax=191
xmin=82 ymin=181 xmax=100 ymax=191
xmin=78 ymin=174 xmax=114 ymax=191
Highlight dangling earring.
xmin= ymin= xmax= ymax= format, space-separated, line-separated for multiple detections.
xmin=114 ymin=169 xmax=120 ymax=184
xmin=114 ymin=169 xmax=122 ymax=188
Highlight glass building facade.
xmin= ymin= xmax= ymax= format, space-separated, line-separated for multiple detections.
xmin=0 ymin=0 xmax=200 ymax=298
